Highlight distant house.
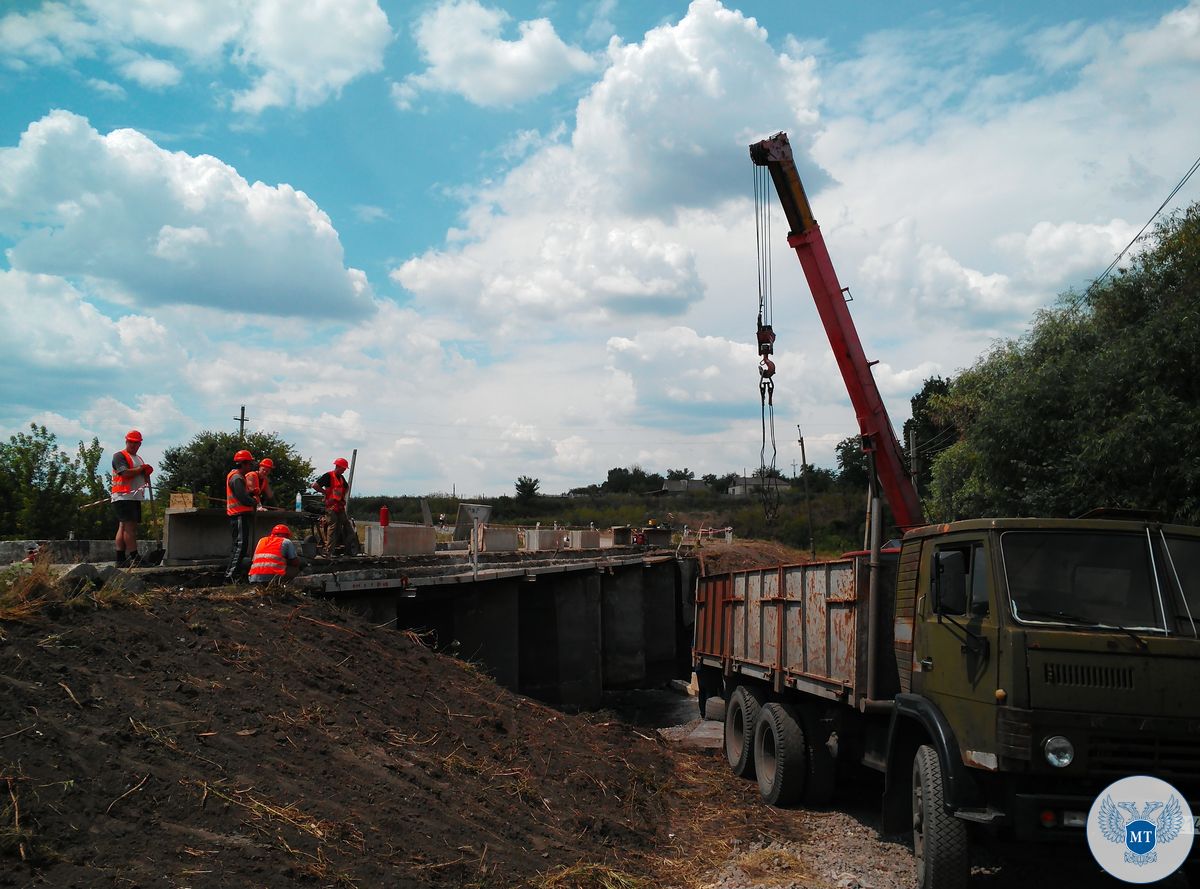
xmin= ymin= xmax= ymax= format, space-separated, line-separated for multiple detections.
xmin=728 ymin=475 xmax=791 ymax=497
xmin=661 ymin=478 xmax=707 ymax=494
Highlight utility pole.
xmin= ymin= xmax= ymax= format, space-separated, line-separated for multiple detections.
xmin=234 ymin=405 xmax=247 ymax=440
xmin=797 ymin=424 xmax=815 ymax=559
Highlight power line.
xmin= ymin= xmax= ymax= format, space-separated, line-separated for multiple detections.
xmin=1076 ymin=149 xmax=1200 ymax=306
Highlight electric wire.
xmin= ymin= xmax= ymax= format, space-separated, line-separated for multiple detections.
xmin=1076 ymin=149 xmax=1200 ymax=306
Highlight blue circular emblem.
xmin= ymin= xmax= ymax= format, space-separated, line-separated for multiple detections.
xmin=1087 ymin=775 xmax=1194 ymax=883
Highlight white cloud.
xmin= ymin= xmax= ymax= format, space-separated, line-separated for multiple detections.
xmin=0 ymin=111 xmax=374 ymax=317
xmin=0 ymin=0 xmax=391 ymax=112
xmin=392 ymin=0 xmax=822 ymax=332
xmin=393 ymin=0 xmax=597 ymax=109
xmin=117 ymin=54 xmax=181 ymax=88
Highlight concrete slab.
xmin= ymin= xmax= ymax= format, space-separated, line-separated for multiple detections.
xmin=365 ymin=524 xmax=436 ymax=556
xmin=569 ymin=530 xmax=600 ymax=549
xmin=163 ymin=508 xmax=307 ymax=564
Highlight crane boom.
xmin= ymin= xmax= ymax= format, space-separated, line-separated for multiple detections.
xmin=749 ymin=131 xmax=924 ymax=530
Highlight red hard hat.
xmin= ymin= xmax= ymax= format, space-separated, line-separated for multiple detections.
xmin=259 ymin=458 xmax=274 ymax=470
xmin=334 ymin=457 xmax=349 ymax=469
xmin=125 ymin=429 xmax=143 ymax=442
xmin=234 ymin=449 xmax=254 ymax=463
xmin=271 ymin=524 xmax=292 ymax=538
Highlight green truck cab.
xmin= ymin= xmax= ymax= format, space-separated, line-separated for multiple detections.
xmin=695 ymin=516 xmax=1200 ymax=888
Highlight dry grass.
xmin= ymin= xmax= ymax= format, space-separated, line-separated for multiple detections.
xmin=0 ymin=558 xmax=154 ymax=630
xmin=532 ymin=862 xmax=652 ymax=889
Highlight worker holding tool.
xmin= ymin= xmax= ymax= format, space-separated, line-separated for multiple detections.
xmin=247 ymin=457 xmax=275 ymax=507
xmin=224 ymin=449 xmax=258 ymax=583
xmin=111 ymin=429 xmax=151 ymax=567
xmin=313 ymin=457 xmax=354 ymax=556
xmin=248 ymin=524 xmax=303 ymax=584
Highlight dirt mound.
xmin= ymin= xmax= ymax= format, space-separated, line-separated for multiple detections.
xmin=0 ymin=585 xmax=790 ymax=888
xmin=693 ymin=539 xmax=814 ymax=575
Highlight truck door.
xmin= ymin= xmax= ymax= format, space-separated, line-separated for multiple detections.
xmin=913 ymin=536 xmax=1001 ymax=768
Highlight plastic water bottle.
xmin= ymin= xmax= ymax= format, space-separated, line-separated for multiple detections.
xmin=295 ymin=492 xmax=303 ymax=512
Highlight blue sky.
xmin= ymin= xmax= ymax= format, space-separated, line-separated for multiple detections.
xmin=1 ymin=0 xmax=1198 ymax=497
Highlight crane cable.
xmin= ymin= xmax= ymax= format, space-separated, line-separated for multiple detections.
xmin=753 ymin=164 xmax=780 ymax=524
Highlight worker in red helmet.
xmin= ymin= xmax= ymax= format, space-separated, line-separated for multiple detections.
xmin=312 ymin=457 xmax=354 ymax=557
xmin=248 ymin=523 xmax=303 ymax=584
xmin=223 ymin=449 xmax=259 ymax=584
xmin=246 ymin=457 xmax=275 ymax=507
xmin=111 ymin=429 xmax=152 ymax=567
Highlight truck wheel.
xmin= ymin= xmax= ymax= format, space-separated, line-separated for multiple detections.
xmin=912 ymin=744 xmax=968 ymax=889
xmin=724 ymin=685 xmax=764 ymax=778
xmin=800 ymin=710 xmax=836 ymax=807
xmin=754 ymin=702 xmax=807 ymax=806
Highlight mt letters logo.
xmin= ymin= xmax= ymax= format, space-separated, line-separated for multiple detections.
xmin=1087 ymin=775 xmax=1195 ymax=883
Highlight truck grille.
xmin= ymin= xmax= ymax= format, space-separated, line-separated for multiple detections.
xmin=1043 ymin=663 xmax=1134 ymax=690
xmin=1089 ymin=735 xmax=1200 ymax=783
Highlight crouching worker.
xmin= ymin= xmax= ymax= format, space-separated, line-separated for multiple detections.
xmin=249 ymin=524 xmax=303 ymax=585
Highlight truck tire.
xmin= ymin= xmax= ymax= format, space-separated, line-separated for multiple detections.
xmin=912 ymin=744 xmax=968 ymax=889
xmin=724 ymin=685 xmax=764 ymax=779
xmin=754 ymin=702 xmax=807 ymax=806
xmin=800 ymin=709 xmax=836 ymax=807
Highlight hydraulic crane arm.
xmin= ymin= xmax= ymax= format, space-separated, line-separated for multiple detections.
xmin=749 ymin=131 xmax=925 ymax=530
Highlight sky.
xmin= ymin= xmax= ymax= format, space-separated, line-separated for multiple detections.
xmin=1 ymin=0 xmax=1198 ymax=497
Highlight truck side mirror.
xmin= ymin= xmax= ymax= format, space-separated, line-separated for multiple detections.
xmin=935 ymin=550 xmax=968 ymax=615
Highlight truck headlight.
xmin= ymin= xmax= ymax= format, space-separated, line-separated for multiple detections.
xmin=1043 ymin=735 xmax=1075 ymax=768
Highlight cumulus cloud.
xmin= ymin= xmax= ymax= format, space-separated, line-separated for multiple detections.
xmin=0 ymin=0 xmax=391 ymax=112
xmin=0 ymin=111 xmax=374 ymax=317
xmin=392 ymin=0 xmax=596 ymax=109
xmin=392 ymin=0 xmax=824 ymax=331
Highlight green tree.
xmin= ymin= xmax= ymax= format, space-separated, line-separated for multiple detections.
xmin=834 ymin=435 xmax=868 ymax=492
xmin=515 ymin=475 xmax=540 ymax=503
xmin=0 ymin=424 xmax=100 ymax=539
xmin=902 ymin=376 xmax=954 ymax=496
xmin=927 ymin=202 xmax=1200 ymax=523
xmin=158 ymin=431 xmax=313 ymax=509
xmin=666 ymin=467 xmax=694 ymax=480
xmin=601 ymin=465 xmax=665 ymax=494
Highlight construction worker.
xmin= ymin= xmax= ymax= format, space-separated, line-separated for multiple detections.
xmin=313 ymin=457 xmax=354 ymax=556
xmin=247 ymin=457 xmax=275 ymax=507
xmin=248 ymin=524 xmax=303 ymax=584
xmin=111 ymin=429 xmax=151 ymax=567
xmin=224 ymin=449 xmax=258 ymax=583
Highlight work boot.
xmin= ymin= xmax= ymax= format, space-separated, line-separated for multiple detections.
xmin=115 ymin=550 xmax=126 ymax=566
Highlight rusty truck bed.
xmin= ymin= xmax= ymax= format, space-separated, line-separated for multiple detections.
xmin=694 ymin=553 xmax=900 ymax=706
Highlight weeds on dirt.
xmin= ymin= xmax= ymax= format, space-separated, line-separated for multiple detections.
xmin=0 ymin=558 xmax=153 ymax=630
xmin=1 ymin=770 xmax=58 ymax=866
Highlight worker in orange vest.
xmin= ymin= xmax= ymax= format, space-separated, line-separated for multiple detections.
xmin=312 ymin=457 xmax=354 ymax=556
xmin=246 ymin=457 xmax=275 ymax=507
xmin=248 ymin=524 xmax=302 ymax=584
xmin=224 ymin=449 xmax=259 ymax=583
xmin=111 ymin=429 xmax=152 ymax=567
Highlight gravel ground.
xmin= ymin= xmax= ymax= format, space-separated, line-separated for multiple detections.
xmin=667 ymin=705 xmax=1194 ymax=889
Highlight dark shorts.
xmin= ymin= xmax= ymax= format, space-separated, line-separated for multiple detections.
xmin=113 ymin=500 xmax=142 ymax=522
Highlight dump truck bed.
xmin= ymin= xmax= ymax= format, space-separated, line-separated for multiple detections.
xmin=694 ymin=553 xmax=900 ymax=706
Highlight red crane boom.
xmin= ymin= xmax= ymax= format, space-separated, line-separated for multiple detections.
xmin=749 ymin=131 xmax=925 ymax=530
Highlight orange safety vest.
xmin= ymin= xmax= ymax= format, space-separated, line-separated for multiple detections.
xmin=249 ymin=535 xmax=288 ymax=577
xmin=323 ymin=472 xmax=348 ymax=512
xmin=226 ymin=469 xmax=255 ymax=516
xmin=246 ymin=471 xmax=272 ymax=503
xmin=111 ymin=450 xmax=143 ymax=495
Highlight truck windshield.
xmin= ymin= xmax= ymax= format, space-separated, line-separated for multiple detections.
xmin=1001 ymin=531 xmax=1163 ymax=631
